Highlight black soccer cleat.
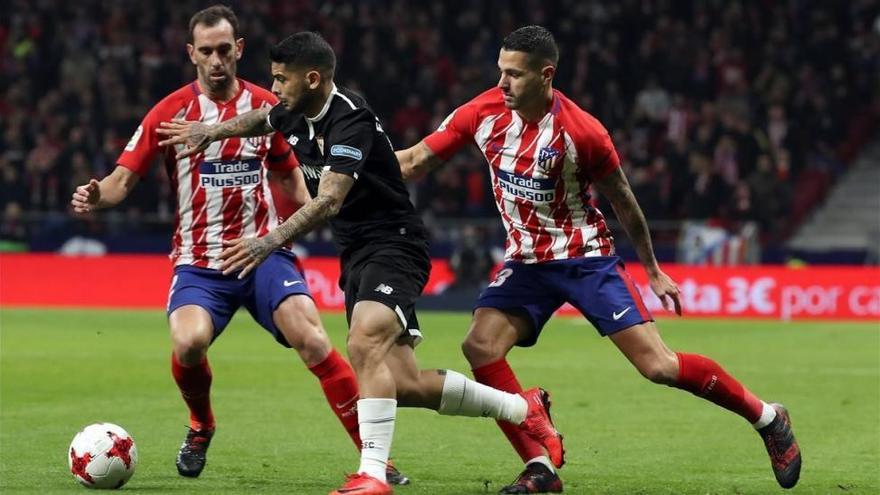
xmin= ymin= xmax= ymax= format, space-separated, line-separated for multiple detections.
xmin=499 ymin=462 xmax=563 ymax=494
xmin=758 ymin=403 xmax=801 ymax=489
xmin=386 ymin=458 xmax=411 ymax=485
xmin=176 ymin=427 xmax=214 ymax=478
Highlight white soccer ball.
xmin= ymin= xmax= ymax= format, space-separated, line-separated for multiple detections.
xmin=68 ymin=423 xmax=138 ymax=489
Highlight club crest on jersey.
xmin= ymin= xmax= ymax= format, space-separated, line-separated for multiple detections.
xmin=537 ymin=146 xmax=561 ymax=171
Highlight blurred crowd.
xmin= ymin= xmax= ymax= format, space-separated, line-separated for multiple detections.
xmin=1 ymin=0 xmax=878 ymax=247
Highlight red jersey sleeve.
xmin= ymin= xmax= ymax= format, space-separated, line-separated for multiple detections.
xmin=423 ymin=99 xmax=480 ymax=161
xmin=574 ymin=118 xmax=620 ymax=182
xmin=265 ymin=130 xmax=298 ymax=172
xmin=116 ymin=101 xmax=178 ymax=177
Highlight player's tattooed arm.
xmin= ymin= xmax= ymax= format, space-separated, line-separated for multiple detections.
xmin=157 ymin=108 xmax=272 ymax=159
xmin=396 ymin=140 xmax=445 ymax=181
xmin=594 ymin=167 xmax=682 ymax=315
xmin=219 ymin=170 xmax=354 ymax=278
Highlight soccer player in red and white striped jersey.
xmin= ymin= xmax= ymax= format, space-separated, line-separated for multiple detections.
xmin=397 ymin=26 xmax=800 ymax=493
xmin=70 ymin=5 xmax=387 ymax=482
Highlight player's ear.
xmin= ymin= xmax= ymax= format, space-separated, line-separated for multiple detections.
xmin=306 ymin=70 xmax=322 ymax=90
xmin=541 ymin=64 xmax=555 ymax=84
xmin=235 ymin=38 xmax=244 ymax=61
xmin=186 ymin=43 xmax=196 ymax=65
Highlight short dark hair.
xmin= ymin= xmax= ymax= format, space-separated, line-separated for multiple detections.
xmin=189 ymin=5 xmax=239 ymax=41
xmin=269 ymin=32 xmax=336 ymax=78
xmin=502 ymin=25 xmax=559 ymax=67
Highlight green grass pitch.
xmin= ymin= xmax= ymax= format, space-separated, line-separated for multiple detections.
xmin=1 ymin=308 xmax=878 ymax=494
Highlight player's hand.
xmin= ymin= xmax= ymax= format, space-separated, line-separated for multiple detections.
xmin=648 ymin=269 xmax=682 ymax=316
xmin=71 ymin=179 xmax=101 ymax=213
xmin=219 ymin=235 xmax=279 ymax=279
xmin=156 ymin=119 xmax=215 ymax=159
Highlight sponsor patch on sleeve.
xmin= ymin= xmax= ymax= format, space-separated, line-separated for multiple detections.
xmin=124 ymin=125 xmax=143 ymax=152
xmin=329 ymin=144 xmax=363 ymax=161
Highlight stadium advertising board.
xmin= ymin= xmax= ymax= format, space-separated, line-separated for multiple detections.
xmin=1 ymin=254 xmax=877 ymax=321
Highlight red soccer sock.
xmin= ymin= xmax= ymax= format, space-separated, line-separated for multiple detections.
xmin=473 ymin=359 xmax=545 ymax=463
xmin=171 ymin=353 xmax=215 ymax=431
xmin=673 ymin=352 xmax=763 ymax=423
xmin=308 ymin=349 xmax=362 ymax=450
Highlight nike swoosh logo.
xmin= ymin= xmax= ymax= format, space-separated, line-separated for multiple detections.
xmin=336 ymin=489 xmax=366 ymax=493
xmin=283 ymin=280 xmax=302 ymax=287
xmin=335 ymin=395 xmax=358 ymax=410
xmin=612 ymin=307 xmax=632 ymax=321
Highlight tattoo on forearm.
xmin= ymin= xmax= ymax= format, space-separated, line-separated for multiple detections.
xmin=213 ymin=108 xmax=272 ymax=139
xmin=272 ymin=195 xmax=337 ymax=245
xmin=601 ymin=169 xmax=659 ymax=273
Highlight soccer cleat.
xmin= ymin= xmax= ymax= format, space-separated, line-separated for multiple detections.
xmin=499 ymin=462 xmax=563 ymax=493
xmin=519 ymin=388 xmax=565 ymax=468
xmin=758 ymin=403 xmax=801 ymax=489
xmin=385 ymin=458 xmax=410 ymax=485
xmin=328 ymin=472 xmax=392 ymax=495
xmin=175 ymin=427 xmax=214 ymax=478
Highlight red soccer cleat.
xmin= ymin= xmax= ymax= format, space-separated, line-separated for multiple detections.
xmin=519 ymin=388 xmax=565 ymax=468
xmin=758 ymin=403 xmax=801 ymax=489
xmin=328 ymin=472 xmax=392 ymax=495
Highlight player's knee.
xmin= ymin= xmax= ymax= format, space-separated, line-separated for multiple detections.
xmin=637 ymin=355 xmax=679 ymax=385
xmin=274 ymin=297 xmax=331 ymax=364
xmin=346 ymin=332 xmax=383 ymax=371
xmin=170 ymin=327 xmax=211 ymax=363
xmin=461 ymin=331 xmax=504 ymax=366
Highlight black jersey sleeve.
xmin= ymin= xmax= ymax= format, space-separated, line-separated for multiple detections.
xmin=324 ymin=109 xmax=375 ymax=179
xmin=267 ymin=104 xmax=291 ymax=133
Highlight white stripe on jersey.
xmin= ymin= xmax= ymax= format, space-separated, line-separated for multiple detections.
xmin=491 ymin=113 xmax=538 ymax=260
xmin=527 ymin=115 xmax=569 ymax=260
xmin=235 ymin=89 xmax=261 ymax=242
xmin=196 ymin=94 xmax=226 ymax=269
xmin=172 ymin=102 xmax=196 ymax=266
xmin=562 ymin=132 xmax=601 ymax=257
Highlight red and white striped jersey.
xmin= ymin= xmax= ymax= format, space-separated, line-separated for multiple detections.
xmin=424 ymin=87 xmax=620 ymax=263
xmin=117 ymin=79 xmax=298 ymax=269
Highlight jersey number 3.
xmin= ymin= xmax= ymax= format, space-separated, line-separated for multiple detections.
xmin=488 ymin=268 xmax=513 ymax=288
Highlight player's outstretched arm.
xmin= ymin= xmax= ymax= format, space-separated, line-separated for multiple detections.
xmin=219 ymin=170 xmax=354 ymax=278
xmin=594 ymin=167 xmax=682 ymax=315
xmin=396 ymin=140 xmax=445 ymax=181
xmin=70 ymin=166 xmax=140 ymax=213
xmin=269 ymin=168 xmax=311 ymax=210
xmin=157 ymin=107 xmax=272 ymax=160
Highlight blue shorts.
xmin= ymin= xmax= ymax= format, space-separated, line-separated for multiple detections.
xmin=166 ymin=250 xmax=311 ymax=347
xmin=475 ymin=256 xmax=653 ymax=346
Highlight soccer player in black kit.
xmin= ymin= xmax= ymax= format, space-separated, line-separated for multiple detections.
xmin=158 ymin=32 xmax=563 ymax=495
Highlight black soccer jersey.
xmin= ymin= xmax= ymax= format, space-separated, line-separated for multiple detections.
xmin=267 ymin=85 xmax=425 ymax=252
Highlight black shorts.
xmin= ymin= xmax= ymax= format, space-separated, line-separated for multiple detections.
xmin=340 ymin=239 xmax=431 ymax=347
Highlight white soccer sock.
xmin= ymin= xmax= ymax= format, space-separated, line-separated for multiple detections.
xmin=752 ymin=401 xmax=777 ymax=430
xmin=525 ymin=456 xmax=556 ymax=473
xmin=357 ymin=398 xmax=397 ymax=482
xmin=437 ymin=370 xmax=527 ymax=424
